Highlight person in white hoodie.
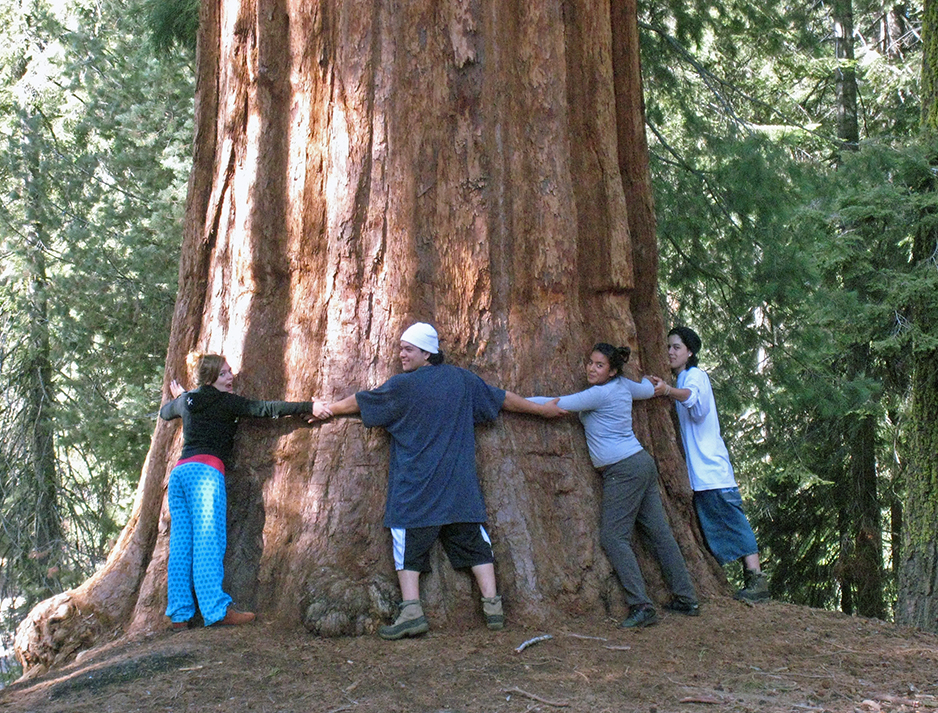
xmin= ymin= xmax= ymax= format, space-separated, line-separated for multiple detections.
xmin=650 ymin=327 xmax=768 ymax=602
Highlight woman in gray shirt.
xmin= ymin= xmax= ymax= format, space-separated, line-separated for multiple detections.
xmin=529 ymin=343 xmax=698 ymax=628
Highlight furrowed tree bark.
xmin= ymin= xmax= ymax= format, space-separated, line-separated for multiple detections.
xmin=22 ymin=110 xmax=63 ymax=596
xmin=15 ymin=0 xmax=725 ymax=676
xmin=897 ymin=0 xmax=938 ymax=632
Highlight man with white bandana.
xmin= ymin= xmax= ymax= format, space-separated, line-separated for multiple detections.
xmin=314 ymin=322 xmax=564 ymax=639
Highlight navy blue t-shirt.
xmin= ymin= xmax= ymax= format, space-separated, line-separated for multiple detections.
xmin=356 ymin=364 xmax=506 ymax=528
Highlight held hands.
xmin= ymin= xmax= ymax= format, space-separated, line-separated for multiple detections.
xmin=539 ymin=397 xmax=568 ymax=418
xmin=309 ymin=400 xmax=334 ymax=422
xmin=647 ymin=375 xmax=673 ymax=398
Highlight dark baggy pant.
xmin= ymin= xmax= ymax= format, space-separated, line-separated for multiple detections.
xmin=600 ymin=449 xmax=697 ymax=607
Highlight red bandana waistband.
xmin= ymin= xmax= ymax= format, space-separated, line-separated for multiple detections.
xmin=176 ymin=454 xmax=225 ymax=475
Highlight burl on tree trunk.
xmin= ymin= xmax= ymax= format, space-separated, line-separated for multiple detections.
xmin=15 ymin=0 xmax=726 ymax=677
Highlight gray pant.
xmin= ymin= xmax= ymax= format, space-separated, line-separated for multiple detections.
xmin=600 ymin=450 xmax=697 ymax=607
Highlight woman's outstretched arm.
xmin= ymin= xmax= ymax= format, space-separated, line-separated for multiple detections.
xmin=502 ymin=392 xmax=567 ymax=417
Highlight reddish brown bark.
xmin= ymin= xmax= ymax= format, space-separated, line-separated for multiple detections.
xmin=15 ymin=0 xmax=725 ymax=676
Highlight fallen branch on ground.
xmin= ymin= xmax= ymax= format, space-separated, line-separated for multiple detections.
xmin=505 ymin=686 xmax=570 ymax=707
xmin=515 ymin=634 xmax=553 ymax=654
xmin=872 ymin=693 xmax=922 ymax=706
xmin=563 ymin=633 xmax=608 ymax=641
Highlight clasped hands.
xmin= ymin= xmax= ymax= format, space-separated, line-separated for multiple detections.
xmin=310 ymin=401 xmax=333 ymax=422
xmin=647 ymin=375 xmax=672 ymax=397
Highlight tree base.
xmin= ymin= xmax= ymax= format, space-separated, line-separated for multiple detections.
xmin=300 ymin=568 xmax=399 ymax=636
xmin=14 ymin=592 xmax=103 ymax=680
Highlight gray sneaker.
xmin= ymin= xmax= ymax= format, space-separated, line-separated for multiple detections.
xmin=378 ymin=600 xmax=430 ymax=640
xmin=481 ymin=595 xmax=504 ymax=630
xmin=735 ymin=571 xmax=769 ymax=602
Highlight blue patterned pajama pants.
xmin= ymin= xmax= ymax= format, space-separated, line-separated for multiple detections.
xmin=166 ymin=461 xmax=232 ymax=626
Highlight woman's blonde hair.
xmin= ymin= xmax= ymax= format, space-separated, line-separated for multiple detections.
xmin=186 ymin=352 xmax=226 ymax=387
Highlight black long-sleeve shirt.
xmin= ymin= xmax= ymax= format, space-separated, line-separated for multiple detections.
xmin=160 ymin=385 xmax=312 ymax=465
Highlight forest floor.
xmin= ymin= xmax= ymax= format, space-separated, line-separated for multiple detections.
xmin=1 ymin=597 xmax=937 ymax=713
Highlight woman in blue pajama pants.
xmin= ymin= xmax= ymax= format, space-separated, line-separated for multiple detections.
xmin=160 ymin=352 xmax=317 ymax=629
xmin=166 ymin=459 xmax=231 ymax=626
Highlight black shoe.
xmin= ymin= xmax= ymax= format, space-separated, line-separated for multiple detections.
xmin=619 ymin=605 xmax=658 ymax=629
xmin=663 ymin=597 xmax=700 ymax=616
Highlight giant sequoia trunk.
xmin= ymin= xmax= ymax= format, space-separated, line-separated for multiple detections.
xmin=15 ymin=0 xmax=725 ymax=675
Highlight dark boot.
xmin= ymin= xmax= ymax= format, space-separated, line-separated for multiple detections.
xmin=735 ymin=570 xmax=769 ymax=602
xmin=663 ymin=596 xmax=700 ymax=616
xmin=619 ymin=604 xmax=659 ymax=629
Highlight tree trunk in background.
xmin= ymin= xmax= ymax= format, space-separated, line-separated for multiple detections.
xmin=924 ymin=0 xmax=938 ymax=133
xmin=898 ymin=0 xmax=938 ymax=631
xmin=831 ymin=0 xmax=885 ymax=620
xmin=15 ymin=0 xmax=725 ymax=675
xmin=901 ymin=355 xmax=938 ymax=631
xmin=877 ymin=4 xmax=909 ymax=59
xmin=833 ymin=0 xmax=859 ymax=153
xmin=22 ymin=110 xmax=63 ymax=594
xmin=842 ymin=413 xmax=884 ymax=619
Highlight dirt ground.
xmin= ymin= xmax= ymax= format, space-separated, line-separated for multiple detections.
xmin=1 ymin=598 xmax=937 ymax=713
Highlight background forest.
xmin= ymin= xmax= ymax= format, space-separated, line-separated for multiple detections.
xmin=0 ymin=0 xmax=934 ymax=681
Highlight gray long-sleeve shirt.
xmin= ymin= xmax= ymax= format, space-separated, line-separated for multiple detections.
xmin=528 ymin=377 xmax=654 ymax=468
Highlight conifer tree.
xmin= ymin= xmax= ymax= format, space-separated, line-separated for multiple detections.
xmin=0 ymin=0 xmax=193 ymax=653
xmin=645 ymin=1 xmax=921 ymax=616
xmin=897 ymin=0 xmax=938 ymax=632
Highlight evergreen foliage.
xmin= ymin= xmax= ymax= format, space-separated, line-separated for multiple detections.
xmin=642 ymin=0 xmax=928 ymax=616
xmin=0 ymin=0 xmax=192 ymax=664
xmin=144 ymin=0 xmax=198 ymax=54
